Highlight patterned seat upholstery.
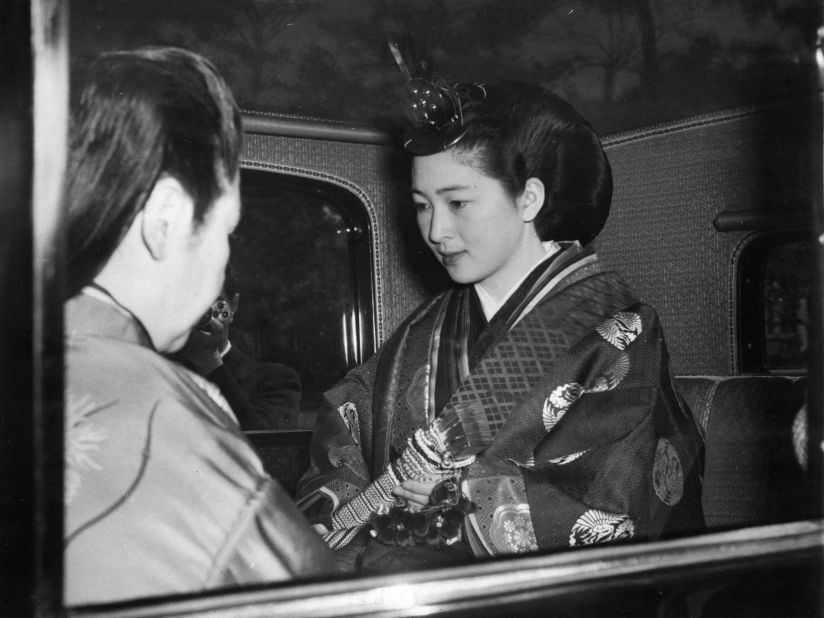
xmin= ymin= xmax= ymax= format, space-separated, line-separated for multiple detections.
xmin=674 ymin=376 xmax=809 ymax=529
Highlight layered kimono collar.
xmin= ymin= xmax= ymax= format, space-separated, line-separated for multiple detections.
xmin=66 ymin=286 xmax=155 ymax=350
xmin=474 ymin=240 xmax=562 ymax=322
xmin=434 ymin=241 xmax=597 ymax=414
xmin=478 ymin=241 xmax=597 ymax=336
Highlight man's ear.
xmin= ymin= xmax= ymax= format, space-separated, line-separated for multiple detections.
xmin=140 ymin=175 xmax=194 ymax=260
xmin=519 ymin=177 xmax=545 ymax=223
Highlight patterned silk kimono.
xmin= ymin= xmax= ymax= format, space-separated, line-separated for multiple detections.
xmin=297 ymin=243 xmax=704 ymax=557
xmin=64 ymin=290 xmax=331 ymax=605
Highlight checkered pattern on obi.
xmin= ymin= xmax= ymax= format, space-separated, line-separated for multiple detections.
xmin=445 ymin=304 xmax=578 ymax=441
xmin=442 ymin=274 xmax=634 ymax=444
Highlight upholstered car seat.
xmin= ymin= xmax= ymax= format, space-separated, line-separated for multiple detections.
xmin=675 ymin=375 xmax=810 ymax=529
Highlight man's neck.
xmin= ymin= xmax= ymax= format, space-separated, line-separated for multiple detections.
xmin=93 ymin=263 xmax=169 ymax=351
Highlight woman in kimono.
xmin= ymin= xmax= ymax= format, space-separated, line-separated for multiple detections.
xmin=297 ymin=75 xmax=704 ymax=569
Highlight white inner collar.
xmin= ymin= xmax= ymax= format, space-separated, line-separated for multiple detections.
xmin=474 ymin=240 xmax=561 ymax=321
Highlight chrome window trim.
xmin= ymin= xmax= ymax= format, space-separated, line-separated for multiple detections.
xmin=67 ymin=520 xmax=824 ymax=617
xmin=8 ymin=8 xmax=821 ymax=610
xmin=242 ymin=111 xmax=392 ymax=146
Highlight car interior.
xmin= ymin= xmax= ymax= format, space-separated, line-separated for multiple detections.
xmin=3 ymin=1 xmax=823 ymax=616
xmin=241 ymin=97 xmax=817 ymax=527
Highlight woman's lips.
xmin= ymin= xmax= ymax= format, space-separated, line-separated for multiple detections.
xmin=439 ymin=251 xmax=464 ymax=266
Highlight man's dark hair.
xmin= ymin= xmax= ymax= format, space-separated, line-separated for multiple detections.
xmin=454 ymin=81 xmax=612 ymax=245
xmin=65 ymin=47 xmax=242 ymax=297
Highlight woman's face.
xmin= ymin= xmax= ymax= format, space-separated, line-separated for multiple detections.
xmin=412 ymin=148 xmax=544 ymax=300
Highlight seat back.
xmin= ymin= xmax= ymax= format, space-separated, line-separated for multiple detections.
xmin=675 ymin=375 xmax=808 ymax=529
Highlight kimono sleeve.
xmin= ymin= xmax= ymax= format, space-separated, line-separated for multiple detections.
xmin=296 ymin=352 xmax=380 ymax=524
xmin=215 ymin=478 xmax=335 ymax=585
xmin=462 ymin=407 xmax=651 ymax=555
xmin=462 ymin=305 xmax=704 ymax=555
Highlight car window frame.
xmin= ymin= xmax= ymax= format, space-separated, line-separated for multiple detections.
xmin=737 ymin=230 xmax=814 ymax=375
xmin=9 ymin=1 xmax=824 ymax=615
xmin=233 ymin=166 xmax=376 ymax=419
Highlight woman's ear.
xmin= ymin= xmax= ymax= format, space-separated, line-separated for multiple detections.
xmin=140 ymin=175 xmax=194 ymax=260
xmin=519 ymin=177 xmax=545 ymax=223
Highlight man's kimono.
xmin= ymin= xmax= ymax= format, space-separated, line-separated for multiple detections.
xmin=64 ymin=289 xmax=331 ymax=605
xmin=297 ymin=243 xmax=704 ymax=558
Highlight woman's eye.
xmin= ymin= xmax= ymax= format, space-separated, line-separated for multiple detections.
xmin=413 ymin=202 xmax=430 ymax=213
xmin=449 ymin=200 xmax=468 ymax=209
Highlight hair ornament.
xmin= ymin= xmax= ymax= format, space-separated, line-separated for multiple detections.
xmin=388 ymin=39 xmax=486 ymax=155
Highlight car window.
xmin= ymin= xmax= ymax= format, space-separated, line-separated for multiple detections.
xmin=739 ymin=234 xmax=813 ymax=374
xmin=26 ymin=1 xmax=818 ymax=614
xmin=231 ymin=168 xmax=374 ymax=429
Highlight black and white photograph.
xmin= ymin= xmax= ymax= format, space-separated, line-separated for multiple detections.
xmin=2 ymin=1 xmax=822 ymax=616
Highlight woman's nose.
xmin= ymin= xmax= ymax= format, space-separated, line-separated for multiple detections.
xmin=427 ymin=206 xmax=452 ymax=244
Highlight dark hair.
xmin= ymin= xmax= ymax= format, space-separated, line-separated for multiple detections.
xmin=222 ymin=262 xmax=240 ymax=299
xmin=450 ymin=81 xmax=611 ymax=244
xmin=65 ymin=47 xmax=242 ymax=297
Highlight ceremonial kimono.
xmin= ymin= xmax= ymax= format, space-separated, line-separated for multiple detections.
xmin=297 ymin=243 xmax=704 ymax=559
xmin=64 ymin=289 xmax=331 ymax=605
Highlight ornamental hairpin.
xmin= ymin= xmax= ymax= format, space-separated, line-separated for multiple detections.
xmin=388 ymin=39 xmax=486 ymax=155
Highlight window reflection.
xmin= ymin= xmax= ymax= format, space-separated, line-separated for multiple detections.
xmin=231 ymin=169 xmax=373 ymax=429
xmin=739 ymin=234 xmax=812 ymax=374
xmin=71 ymin=0 xmax=817 ymax=135
xmin=763 ymin=242 xmax=812 ymax=371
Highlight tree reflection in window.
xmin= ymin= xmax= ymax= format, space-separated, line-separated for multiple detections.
xmin=229 ymin=169 xmax=373 ymax=428
xmin=763 ymin=241 xmax=812 ymax=371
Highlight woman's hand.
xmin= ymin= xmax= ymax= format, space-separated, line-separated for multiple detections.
xmin=312 ymin=523 xmax=330 ymax=535
xmin=392 ymin=479 xmax=437 ymax=507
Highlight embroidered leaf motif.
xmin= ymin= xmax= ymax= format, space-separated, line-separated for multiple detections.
xmin=569 ymin=509 xmax=635 ymax=547
xmin=65 ymin=393 xmax=109 ymax=505
xmin=596 ymin=311 xmax=643 ymax=350
xmin=542 ymin=383 xmax=583 ymax=432
xmin=338 ymin=401 xmax=360 ymax=446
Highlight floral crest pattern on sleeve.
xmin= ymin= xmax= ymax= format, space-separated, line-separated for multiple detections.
xmin=569 ymin=509 xmax=635 ymax=546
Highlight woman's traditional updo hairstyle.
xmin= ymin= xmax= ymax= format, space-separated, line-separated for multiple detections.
xmin=453 ymin=81 xmax=612 ymax=245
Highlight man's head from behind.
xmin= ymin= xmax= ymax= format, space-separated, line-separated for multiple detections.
xmin=65 ymin=47 xmax=243 ymax=353
xmin=66 ymin=47 xmax=242 ymax=297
